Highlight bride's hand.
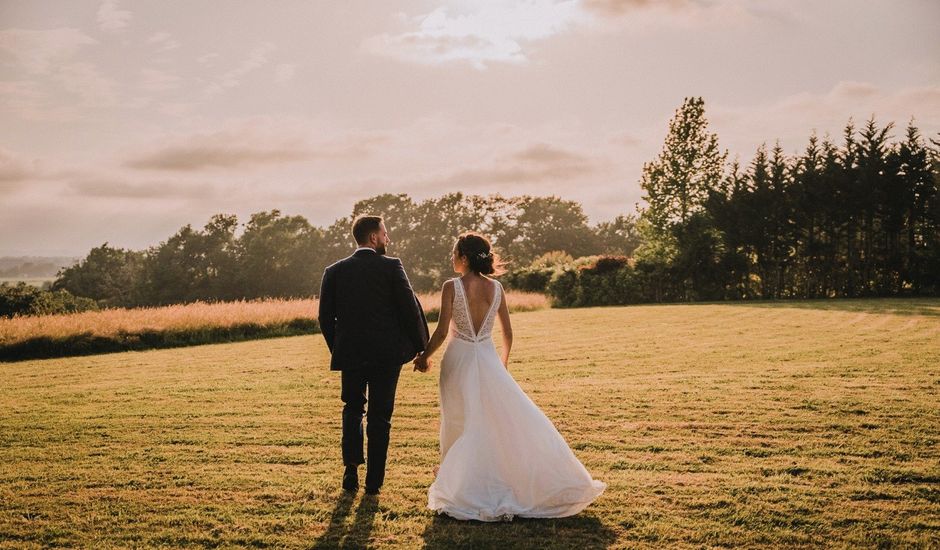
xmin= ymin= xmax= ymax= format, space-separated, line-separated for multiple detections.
xmin=413 ymin=354 xmax=431 ymax=372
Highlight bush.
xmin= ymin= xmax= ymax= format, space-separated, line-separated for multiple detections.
xmin=547 ymin=255 xmax=646 ymax=307
xmin=503 ymin=267 xmax=556 ymax=293
xmin=0 ymin=282 xmax=99 ymax=318
xmin=546 ymin=268 xmax=579 ymax=307
xmin=503 ymin=251 xmax=575 ymax=293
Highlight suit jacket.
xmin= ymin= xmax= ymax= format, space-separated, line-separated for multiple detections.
xmin=318 ymin=248 xmax=430 ymax=370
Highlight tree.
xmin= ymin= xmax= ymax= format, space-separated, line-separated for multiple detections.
xmin=639 ymin=96 xmax=728 ymax=236
xmin=636 ymin=96 xmax=728 ymax=300
xmin=705 ymin=157 xmax=753 ymax=298
xmin=236 ymin=210 xmax=324 ymax=299
xmin=856 ymin=117 xmax=894 ymax=295
xmin=892 ymin=121 xmax=934 ymax=293
xmin=140 ymin=214 xmax=238 ymax=305
xmin=52 ymin=242 xmax=146 ymax=307
xmin=510 ymin=196 xmax=601 ymax=264
xmin=594 ymin=214 xmax=642 ymax=256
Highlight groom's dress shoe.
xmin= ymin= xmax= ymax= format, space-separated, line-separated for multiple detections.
xmin=342 ymin=465 xmax=358 ymax=492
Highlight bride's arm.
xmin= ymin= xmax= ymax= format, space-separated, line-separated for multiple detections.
xmin=419 ymin=280 xmax=454 ymax=362
xmin=495 ymin=285 xmax=512 ymax=368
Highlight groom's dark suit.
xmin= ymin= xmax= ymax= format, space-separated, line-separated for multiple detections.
xmin=318 ymin=247 xmax=429 ymax=491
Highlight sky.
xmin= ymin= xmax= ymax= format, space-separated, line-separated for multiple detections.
xmin=1 ymin=0 xmax=938 ymax=257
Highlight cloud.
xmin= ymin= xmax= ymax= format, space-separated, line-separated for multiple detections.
xmin=138 ymin=68 xmax=182 ymax=92
xmin=0 ymin=28 xmax=97 ymax=74
xmin=0 ymin=79 xmax=79 ymax=122
xmin=53 ymin=61 xmax=119 ymax=106
xmin=66 ymin=177 xmax=217 ymax=199
xmin=123 ymin=118 xmax=390 ymax=171
xmin=580 ymin=0 xmax=770 ymax=26
xmin=423 ymin=142 xmax=599 ymax=189
xmin=203 ymin=42 xmax=276 ymax=96
xmin=581 ymin=0 xmax=689 ymax=17
xmin=97 ymin=0 xmax=132 ymax=32
xmin=147 ymin=31 xmax=179 ymax=52
xmin=0 ymin=28 xmax=119 ymax=118
xmin=361 ymin=0 xmax=767 ymax=68
xmin=361 ymin=1 xmax=586 ymax=69
xmin=196 ymin=52 xmax=219 ymax=64
xmin=0 ymin=147 xmax=43 ymax=193
xmin=710 ymin=81 xmax=940 ymax=157
xmin=156 ymin=102 xmax=197 ymax=117
xmin=126 ymin=141 xmax=313 ymax=171
xmin=274 ymin=63 xmax=297 ymax=85
xmin=511 ymin=142 xmax=589 ymax=164
xmin=608 ymin=133 xmax=643 ymax=147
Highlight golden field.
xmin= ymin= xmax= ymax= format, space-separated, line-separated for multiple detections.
xmin=0 ymin=298 xmax=938 ymax=548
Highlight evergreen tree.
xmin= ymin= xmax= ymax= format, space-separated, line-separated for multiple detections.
xmin=895 ymin=122 xmax=935 ymax=293
xmin=856 ymin=117 xmax=894 ymax=295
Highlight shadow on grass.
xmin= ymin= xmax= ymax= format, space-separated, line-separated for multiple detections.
xmin=420 ymin=511 xmax=617 ymax=550
xmin=718 ymin=296 xmax=940 ymax=317
xmin=310 ymin=492 xmax=379 ymax=549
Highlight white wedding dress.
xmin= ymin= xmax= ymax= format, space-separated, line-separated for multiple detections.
xmin=427 ymin=277 xmax=606 ymax=521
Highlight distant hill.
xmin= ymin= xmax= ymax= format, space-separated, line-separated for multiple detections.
xmin=0 ymin=256 xmax=81 ymax=279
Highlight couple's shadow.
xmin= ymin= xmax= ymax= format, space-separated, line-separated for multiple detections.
xmin=420 ymin=512 xmax=616 ymax=550
xmin=310 ymin=492 xmax=616 ymax=549
xmin=310 ymin=492 xmax=379 ymax=549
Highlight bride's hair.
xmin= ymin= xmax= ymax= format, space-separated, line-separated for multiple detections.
xmin=454 ymin=231 xmax=507 ymax=276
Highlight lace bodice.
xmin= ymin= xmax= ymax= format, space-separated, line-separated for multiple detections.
xmin=450 ymin=277 xmax=501 ymax=343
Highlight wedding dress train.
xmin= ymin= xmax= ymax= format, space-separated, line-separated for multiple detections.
xmin=427 ymin=278 xmax=606 ymax=521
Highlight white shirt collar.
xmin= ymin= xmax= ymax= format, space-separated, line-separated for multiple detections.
xmin=354 ymin=246 xmax=376 ymax=253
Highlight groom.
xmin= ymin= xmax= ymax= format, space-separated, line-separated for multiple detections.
xmin=318 ymin=215 xmax=430 ymax=495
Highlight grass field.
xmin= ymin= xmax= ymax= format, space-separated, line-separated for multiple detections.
xmin=1 ymin=298 xmax=938 ymax=548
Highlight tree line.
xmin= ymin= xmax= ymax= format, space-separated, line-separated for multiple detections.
xmin=635 ymin=97 xmax=939 ymax=301
xmin=30 ymin=96 xmax=940 ymax=312
xmin=46 ymin=194 xmax=639 ymax=308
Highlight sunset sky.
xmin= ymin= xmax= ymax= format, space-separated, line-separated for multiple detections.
xmin=1 ymin=0 xmax=938 ymax=257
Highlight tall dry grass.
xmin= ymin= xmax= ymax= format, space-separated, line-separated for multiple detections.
xmin=0 ymin=291 xmax=548 ymax=348
xmin=416 ymin=290 xmax=548 ymax=320
xmin=0 ymin=299 xmax=318 ymax=346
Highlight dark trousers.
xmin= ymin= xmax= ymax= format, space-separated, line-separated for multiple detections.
xmin=341 ymin=361 xmax=403 ymax=489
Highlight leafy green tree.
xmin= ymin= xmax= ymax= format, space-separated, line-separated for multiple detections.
xmin=509 ymin=195 xmax=601 ymax=264
xmin=140 ymin=214 xmax=238 ymax=305
xmin=351 ymin=193 xmax=419 ymax=258
xmin=52 ymin=243 xmax=146 ymax=307
xmin=1 ymin=282 xmax=98 ymax=318
xmin=639 ymin=96 xmax=727 ymax=235
xmin=237 ymin=210 xmax=325 ymax=298
xmin=593 ymin=214 xmax=642 ymax=256
xmin=408 ymin=193 xmax=486 ymax=289
xmin=636 ymin=96 xmax=728 ymax=300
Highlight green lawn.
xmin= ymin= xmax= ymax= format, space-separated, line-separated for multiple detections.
xmin=1 ymin=298 xmax=938 ymax=548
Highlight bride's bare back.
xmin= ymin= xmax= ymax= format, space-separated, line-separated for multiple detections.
xmin=458 ymin=275 xmax=497 ymax=335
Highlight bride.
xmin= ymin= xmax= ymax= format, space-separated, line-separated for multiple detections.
xmin=412 ymin=231 xmax=606 ymax=522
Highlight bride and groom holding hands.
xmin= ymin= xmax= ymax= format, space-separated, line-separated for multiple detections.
xmin=318 ymin=215 xmax=605 ymax=522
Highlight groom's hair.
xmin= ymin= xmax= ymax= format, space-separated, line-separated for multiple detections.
xmin=352 ymin=215 xmax=383 ymax=244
